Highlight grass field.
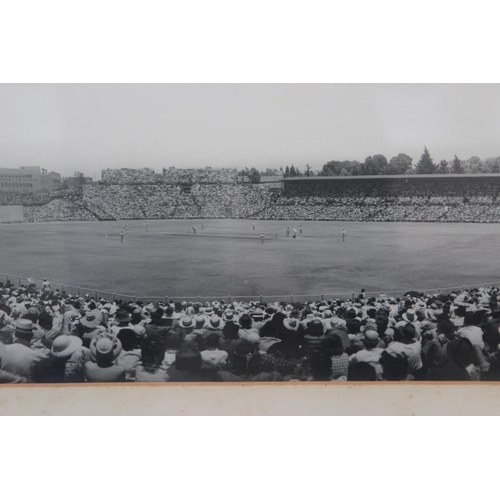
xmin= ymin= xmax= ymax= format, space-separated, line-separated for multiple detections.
xmin=1 ymin=219 xmax=500 ymax=302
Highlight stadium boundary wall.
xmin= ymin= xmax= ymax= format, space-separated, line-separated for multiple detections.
xmin=3 ymin=273 xmax=500 ymax=305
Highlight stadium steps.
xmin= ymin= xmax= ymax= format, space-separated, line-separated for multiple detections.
xmin=83 ymin=202 xmax=115 ymax=221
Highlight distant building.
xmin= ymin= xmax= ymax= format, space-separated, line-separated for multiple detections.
xmin=0 ymin=166 xmax=42 ymax=192
xmin=40 ymin=170 xmax=62 ymax=193
xmin=64 ymin=173 xmax=93 ymax=190
xmin=0 ymin=166 xmax=63 ymax=193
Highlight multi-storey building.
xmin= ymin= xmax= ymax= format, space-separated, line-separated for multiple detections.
xmin=0 ymin=166 xmax=41 ymax=192
xmin=0 ymin=166 xmax=61 ymax=193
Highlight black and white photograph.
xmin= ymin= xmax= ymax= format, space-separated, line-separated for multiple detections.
xmin=2 ymin=82 xmax=500 ymax=387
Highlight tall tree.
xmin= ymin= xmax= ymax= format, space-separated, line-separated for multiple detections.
xmin=248 ymin=168 xmax=261 ymax=183
xmin=415 ymin=147 xmax=437 ymax=174
xmin=463 ymin=156 xmax=485 ymax=173
xmin=363 ymin=154 xmax=387 ymax=175
xmin=263 ymin=168 xmax=280 ymax=176
xmin=451 ymin=155 xmax=465 ymax=174
xmin=435 ymin=159 xmax=450 ymax=174
xmin=321 ymin=160 xmax=343 ymax=176
xmin=284 ymin=166 xmax=290 ymax=177
xmin=485 ymin=157 xmax=500 ymax=173
xmin=386 ymin=153 xmax=413 ymax=175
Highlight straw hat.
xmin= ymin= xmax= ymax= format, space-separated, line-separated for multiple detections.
xmin=51 ymin=335 xmax=82 ymax=360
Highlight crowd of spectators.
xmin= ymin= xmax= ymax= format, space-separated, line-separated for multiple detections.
xmin=82 ymin=183 xmax=272 ymax=219
xmin=163 ymin=167 xmax=238 ymax=184
xmin=4 ymin=169 xmax=500 ymax=223
xmin=2 ymin=280 xmax=500 ymax=383
xmin=0 ymin=191 xmax=98 ymax=222
xmin=265 ymin=178 xmax=500 ymax=222
xmin=0 ymin=191 xmax=54 ymax=206
xmin=24 ymin=198 xmax=96 ymax=222
xmin=101 ymin=168 xmax=159 ymax=184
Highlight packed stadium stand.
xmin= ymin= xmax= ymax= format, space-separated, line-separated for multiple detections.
xmin=1 ymin=278 xmax=500 ymax=382
xmin=270 ymin=175 xmax=500 ymax=222
xmin=3 ymin=167 xmax=500 ymax=223
xmin=3 ymin=168 xmax=500 ymax=383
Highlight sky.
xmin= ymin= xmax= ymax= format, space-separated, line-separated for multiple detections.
xmin=1 ymin=83 xmax=499 ymax=179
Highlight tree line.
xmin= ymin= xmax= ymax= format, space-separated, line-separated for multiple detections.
xmin=238 ymin=148 xmax=500 ymax=183
xmin=238 ymin=164 xmax=313 ymax=182
xmin=320 ymin=148 xmax=500 ymax=176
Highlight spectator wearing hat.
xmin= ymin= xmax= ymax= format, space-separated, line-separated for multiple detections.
xmin=482 ymin=308 xmax=500 ymax=353
xmin=346 ymin=318 xmax=363 ymax=345
xmin=350 ymin=319 xmax=383 ymax=353
xmin=21 ymin=307 xmax=46 ymax=343
xmin=42 ymin=279 xmax=51 ymax=293
xmin=0 ymin=323 xmax=15 ymax=346
xmin=32 ymin=335 xmax=83 ymax=383
xmin=79 ymin=310 xmax=106 ymax=348
xmin=166 ymin=342 xmax=218 ymax=382
xmin=115 ymin=328 xmax=142 ymax=382
xmin=171 ymin=302 xmax=184 ymax=319
xmin=0 ymin=304 xmax=13 ymax=330
xmin=0 ymin=319 xmax=48 ymax=382
xmin=457 ymin=312 xmax=485 ymax=350
xmin=260 ymin=311 xmax=286 ymax=339
xmin=203 ymin=315 xmax=224 ymax=339
xmin=200 ymin=333 xmax=228 ymax=368
xmin=324 ymin=321 xmax=349 ymax=348
xmin=323 ymin=334 xmax=349 ymax=380
xmin=421 ymin=318 xmax=457 ymax=371
xmin=185 ymin=316 xmax=208 ymax=351
xmin=320 ymin=308 xmax=334 ymax=327
xmin=483 ymin=341 xmax=500 ymax=381
xmin=303 ymin=319 xmax=326 ymax=360
xmin=29 ymin=312 xmax=62 ymax=352
xmin=144 ymin=307 xmax=171 ymax=355
xmin=171 ymin=316 xmax=195 ymax=342
xmin=144 ymin=306 xmax=167 ymax=328
xmin=349 ymin=330 xmax=384 ymax=379
xmin=219 ymin=311 xmax=240 ymax=355
xmin=427 ymin=337 xmax=474 ymax=381
xmin=396 ymin=309 xmax=421 ymax=340
xmin=249 ymin=308 xmax=266 ymax=329
xmin=163 ymin=306 xmax=176 ymax=328
xmin=200 ymin=307 xmax=214 ymax=324
xmin=61 ymin=309 xmax=81 ymax=337
xmin=385 ymin=323 xmax=423 ymax=378
xmin=276 ymin=317 xmax=305 ymax=361
xmin=300 ymin=307 xmax=315 ymax=327
xmin=135 ymin=337 xmax=169 ymax=382
xmin=345 ymin=308 xmax=359 ymax=330
xmin=221 ymin=310 xmax=239 ymax=338
xmin=112 ymin=309 xmax=146 ymax=342
xmin=237 ymin=314 xmax=260 ymax=343
xmin=217 ymin=340 xmax=282 ymax=382
xmin=0 ymin=342 xmax=27 ymax=383
xmin=84 ymin=335 xmax=125 ymax=382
